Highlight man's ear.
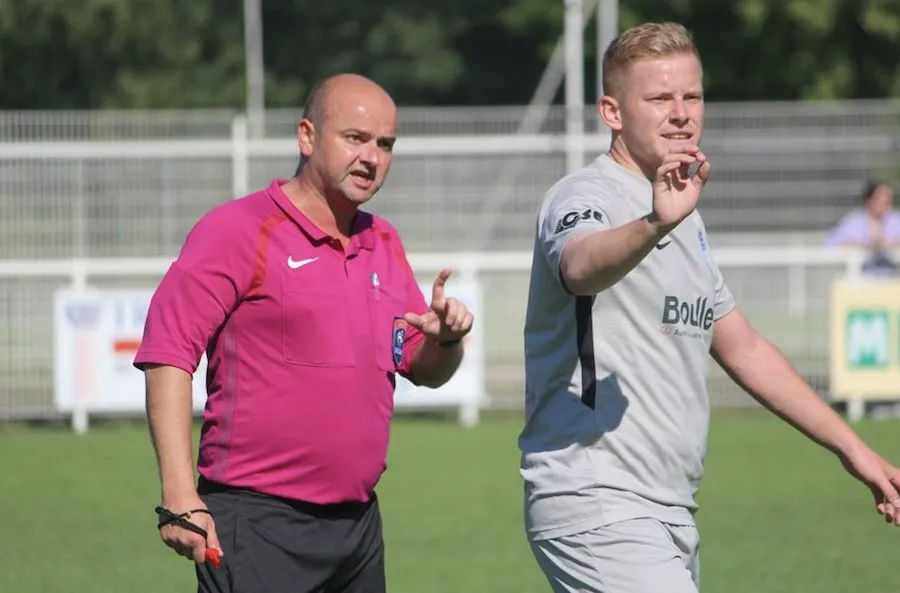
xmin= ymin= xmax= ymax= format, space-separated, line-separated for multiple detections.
xmin=598 ymin=95 xmax=622 ymax=132
xmin=298 ymin=118 xmax=315 ymax=158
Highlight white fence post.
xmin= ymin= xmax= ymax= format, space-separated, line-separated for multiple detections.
xmin=70 ymin=257 xmax=90 ymax=435
xmin=844 ymin=250 xmax=869 ymax=423
xmin=788 ymin=235 xmax=807 ymax=317
xmin=232 ymin=114 xmax=249 ymax=199
xmin=456 ymin=254 xmax=483 ymax=428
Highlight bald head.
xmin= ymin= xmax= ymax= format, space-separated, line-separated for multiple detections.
xmin=302 ymin=74 xmax=395 ymax=129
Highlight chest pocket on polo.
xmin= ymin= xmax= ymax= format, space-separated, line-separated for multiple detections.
xmin=367 ymin=284 xmax=409 ymax=372
xmin=282 ymin=278 xmax=355 ymax=367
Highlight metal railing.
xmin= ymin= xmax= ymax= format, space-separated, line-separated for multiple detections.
xmin=0 ymin=246 xmax=876 ymax=421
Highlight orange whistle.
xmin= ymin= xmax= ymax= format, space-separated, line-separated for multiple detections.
xmin=205 ymin=548 xmax=221 ymax=568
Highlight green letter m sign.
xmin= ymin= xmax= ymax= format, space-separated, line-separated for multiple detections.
xmin=846 ymin=310 xmax=890 ymax=369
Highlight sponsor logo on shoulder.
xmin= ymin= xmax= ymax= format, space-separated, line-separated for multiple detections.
xmin=554 ymin=208 xmax=604 ymax=234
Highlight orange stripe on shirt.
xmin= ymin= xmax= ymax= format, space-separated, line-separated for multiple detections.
xmin=247 ymin=212 xmax=289 ymax=298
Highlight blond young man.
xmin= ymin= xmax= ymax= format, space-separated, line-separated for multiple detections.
xmin=519 ymin=22 xmax=900 ymax=593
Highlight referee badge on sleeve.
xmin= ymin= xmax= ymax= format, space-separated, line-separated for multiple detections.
xmin=392 ymin=317 xmax=407 ymax=367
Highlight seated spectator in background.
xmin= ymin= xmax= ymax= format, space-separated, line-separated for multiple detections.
xmin=826 ymin=180 xmax=900 ymax=276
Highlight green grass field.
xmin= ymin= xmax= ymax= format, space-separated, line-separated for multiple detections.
xmin=2 ymin=410 xmax=898 ymax=593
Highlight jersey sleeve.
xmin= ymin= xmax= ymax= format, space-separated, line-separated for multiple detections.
xmin=398 ymin=278 xmax=429 ymax=379
xmin=696 ymin=216 xmax=736 ymax=321
xmin=711 ymin=261 xmax=735 ymax=320
xmin=538 ymin=179 xmax=618 ymax=281
xmin=380 ymin=226 xmax=429 ymax=378
xmin=133 ymin=206 xmax=255 ymax=374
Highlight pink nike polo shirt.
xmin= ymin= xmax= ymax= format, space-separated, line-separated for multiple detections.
xmin=134 ymin=179 xmax=429 ymax=504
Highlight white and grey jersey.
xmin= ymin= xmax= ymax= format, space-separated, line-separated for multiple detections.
xmin=519 ymin=154 xmax=735 ymax=542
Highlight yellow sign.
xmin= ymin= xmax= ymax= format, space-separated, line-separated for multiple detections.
xmin=829 ymin=279 xmax=900 ymax=400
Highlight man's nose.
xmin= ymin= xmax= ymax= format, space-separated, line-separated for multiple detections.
xmin=359 ymin=143 xmax=381 ymax=166
xmin=669 ymin=99 xmax=688 ymax=122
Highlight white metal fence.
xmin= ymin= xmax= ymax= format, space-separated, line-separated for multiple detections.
xmin=2 ymin=101 xmax=899 ymax=258
xmin=1 ymin=100 xmax=899 ymax=420
xmin=0 ymin=247 xmax=874 ymax=419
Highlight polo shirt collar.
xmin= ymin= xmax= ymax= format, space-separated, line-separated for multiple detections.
xmin=267 ymin=178 xmax=376 ymax=250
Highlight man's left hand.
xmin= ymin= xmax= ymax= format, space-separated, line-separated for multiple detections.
xmin=404 ymin=269 xmax=474 ymax=344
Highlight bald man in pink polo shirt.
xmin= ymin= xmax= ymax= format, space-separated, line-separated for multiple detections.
xmin=134 ymin=73 xmax=474 ymax=593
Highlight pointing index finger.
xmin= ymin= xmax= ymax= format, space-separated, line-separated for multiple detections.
xmin=432 ymin=269 xmax=452 ymax=305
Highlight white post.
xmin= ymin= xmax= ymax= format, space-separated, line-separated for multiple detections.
xmin=161 ymin=159 xmax=176 ymax=251
xmin=71 ymin=258 xmax=90 ymax=435
xmin=519 ymin=0 xmax=599 ymax=133
xmin=847 ymin=398 xmax=865 ymax=423
xmin=71 ymin=161 xmax=90 ymax=435
xmin=457 ymin=254 xmax=481 ymax=428
xmin=843 ymin=251 xmax=866 ymax=422
xmin=232 ymin=114 xmax=249 ymax=199
xmin=73 ymin=160 xmax=86 ymax=259
xmin=243 ymin=0 xmax=266 ymax=139
xmin=596 ymin=0 xmax=618 ymax=104
xmin=71 ymin=391 xmax=89 ymax=435
xmin=471 ymin=0 xmax=598 ymax=249
xmin=564 ymin=0 xmax=585 ymax=173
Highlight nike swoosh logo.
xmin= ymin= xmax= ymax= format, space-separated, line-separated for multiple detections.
xmin=655 ymin=241 xmax=672 ymax=250
xmin=287 ymin=256 xmax=318 ymax=269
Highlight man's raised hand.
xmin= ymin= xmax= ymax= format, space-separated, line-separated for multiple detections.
xmin=403 ymin=269 xmax=474 ymax=343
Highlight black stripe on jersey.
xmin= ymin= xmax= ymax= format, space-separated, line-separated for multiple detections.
xmin=575 ymin=295 xmax=596 ymax=409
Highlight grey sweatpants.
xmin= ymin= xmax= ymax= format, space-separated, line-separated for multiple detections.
xmin=530 ymin=518 xmax=701 ymax=593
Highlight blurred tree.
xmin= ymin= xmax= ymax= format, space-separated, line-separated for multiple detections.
xmin=261 ymin=1 xmax=468 ymax=106
xmin=617 ymin=0 xmax=900 ymax=101
xmin=0 ymin=0 xmax=247 ymax=108
xmin=260 ymin=0 xmax=557 ymax=106
xmin=1 ymin=0 xmax=900 ymax=108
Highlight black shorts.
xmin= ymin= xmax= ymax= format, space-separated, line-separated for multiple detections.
xmin=196 ymin=478 xmax=385 ymax=593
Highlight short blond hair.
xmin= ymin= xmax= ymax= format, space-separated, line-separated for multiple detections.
xmin=602 ymin=22 xmax=700 ymax=98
